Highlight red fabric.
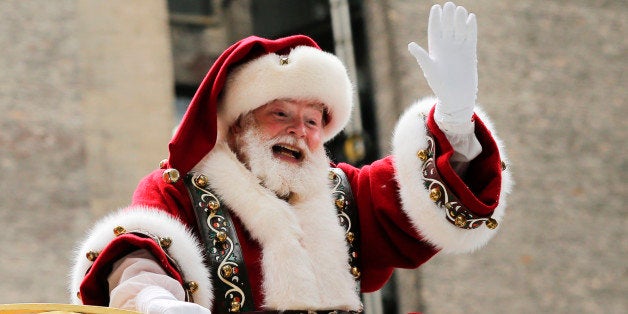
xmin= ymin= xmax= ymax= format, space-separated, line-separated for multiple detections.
xmin=167 ymin=35 xmax=320 ymax=175
xmin=79 ymin=104 xmax=504 ymax=309
xmin=79 ymin=234 xmax=184 ymax=306
xmin=426 ymin=106 xmax=502 ymax=216
xmin=337 ymin=157 xmax=440 ymax=292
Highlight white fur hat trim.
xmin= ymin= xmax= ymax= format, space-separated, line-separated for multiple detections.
xmin=218 ymin=45 xmax=353 ymax=142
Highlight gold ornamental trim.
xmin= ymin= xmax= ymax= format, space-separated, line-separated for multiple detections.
xmin=0 ymin=303 xmax=139 ymax=314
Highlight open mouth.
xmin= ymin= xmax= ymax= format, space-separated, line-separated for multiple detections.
xmin=272 ymin=144 xmax=303 ymax=161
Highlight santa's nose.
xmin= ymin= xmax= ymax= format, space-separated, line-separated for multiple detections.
xmin=287 ymin=120 xmax=307 ymax=137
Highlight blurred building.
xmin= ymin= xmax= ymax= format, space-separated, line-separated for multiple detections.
xmin=1 ymin=1 xmax=625 ymax=313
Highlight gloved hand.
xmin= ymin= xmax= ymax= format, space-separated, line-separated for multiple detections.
xmin=408 ymin=2 xmax=478 ymax=133
xmin=135 ymin=285 xmax=211 ymax=314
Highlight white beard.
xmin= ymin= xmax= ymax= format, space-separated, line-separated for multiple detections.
xmin=234 ymin=116 xmax=331 ymax=199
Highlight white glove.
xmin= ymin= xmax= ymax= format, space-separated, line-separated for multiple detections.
xmin=408 ymin=2 xmax=478 ymax=134
xmin=136 ymin=285 xmax=211 ymax=314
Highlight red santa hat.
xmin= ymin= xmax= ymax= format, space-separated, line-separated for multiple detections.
xmin=167 ymin=35 xmax=354 ymax=175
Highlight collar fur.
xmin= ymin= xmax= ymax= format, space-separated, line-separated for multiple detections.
xmin=192 ymin=143 xmax=361 ymax=310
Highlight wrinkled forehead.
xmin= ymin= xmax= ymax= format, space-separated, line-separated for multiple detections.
xmin=264 ymin=98 xmax=325 ymax=111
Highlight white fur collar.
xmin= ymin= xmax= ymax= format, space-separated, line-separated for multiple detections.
xmin=192 ymin=143 xmax=362 ymax=310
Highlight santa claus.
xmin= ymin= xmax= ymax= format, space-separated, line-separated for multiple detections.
xmin=70 ymin=2 xmax=512 ymax=313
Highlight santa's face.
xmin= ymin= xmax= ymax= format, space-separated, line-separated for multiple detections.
xmin=230 ymin=99 xmax=329 ymax=197
xmin=250 ymin=99 xmax=324 ymax=163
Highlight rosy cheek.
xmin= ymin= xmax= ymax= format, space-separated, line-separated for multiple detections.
xmin=308 ymin=133 xmax=323 ymax=150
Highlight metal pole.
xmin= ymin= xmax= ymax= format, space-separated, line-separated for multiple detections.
xmin=329 ymin=0 xmax=367 ymax=164
xmin=329 ymin=4 xmax=382 ymax=313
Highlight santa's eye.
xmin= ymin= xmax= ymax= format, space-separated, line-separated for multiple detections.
xmin=273 ymin=111 xmax=288 ymax=118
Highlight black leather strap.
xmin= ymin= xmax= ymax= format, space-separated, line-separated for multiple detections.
xmin=185 ymin=172 xmax=255 ymax=313
xmin=329 ymin=168 xmax=361 ymax=285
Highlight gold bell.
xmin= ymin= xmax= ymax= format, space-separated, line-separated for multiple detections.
xmin=346 ymin=232 xmax=355 ymax=244
xmin=113 ymin=226 xmax=126 ymax=236
xmin=216 ymin=231 xmax=228 ymax=243
xmin=162 ymin=168 xmax=180 ymax=184
xmin=159 ymin=237 xmax=172 ymax=249
xmin=222 ymin=265 xmax=234 ymax=278
xmin=76 ymin=291 xmax=82 ymax=300
xmin=335 ymin=196 xmax=345 ymax=209
xmin=208 ymin=200 xmax=220 ymax=211
xmin=417 ymin=149 xmax=429 ymax=161
xmin=454 ymin=215 xmax=467 ymax=228
xmin=429 ymin=187 xmax=442 ymax=202
xmin=230 ymin=300 xmax=242 ymax=312
xmin=486 ymin=218 xmax=499 ymax=229
xmin=159 ymin=159 xmax=168 ymax=169
xmin=351 ymin=266 xmax=361 ymax=279
xmin=185 ymin=281 xmax=199 ymax=293
xmin=195 ymin=175 xmax=208 ymax=188
xmin=86 ymin=251 xmax=99 ymax=262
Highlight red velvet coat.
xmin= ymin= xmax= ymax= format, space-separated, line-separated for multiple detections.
xmin=71 ymin=100 xmax=511 ymax=313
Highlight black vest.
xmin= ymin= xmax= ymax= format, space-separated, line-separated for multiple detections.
xmin=184 ymin=168 xmax=361 ymax=313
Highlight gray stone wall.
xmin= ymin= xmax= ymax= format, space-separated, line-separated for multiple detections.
xmin=0 ymin=0 xmax=625 ymax=313
xmin=364 ymin=0 xmax=626 ymax=313
xmin=0 ymin=0 xmax=173 ymax=303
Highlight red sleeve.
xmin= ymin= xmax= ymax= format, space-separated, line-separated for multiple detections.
xmin=336 ymin=108 xmax=504 ymax=292
xmin=338 ymin=159 xmax=438 ymax=293
xmin=426 ymin=106 xmax=502 ymax=216
xmin=79 ymin=233 xmax=184 ymax=306
xmin=77 ymin=170 xmax=208 ymax=306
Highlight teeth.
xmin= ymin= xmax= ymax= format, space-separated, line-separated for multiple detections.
xmin=277 ymin=144 xmax=298 ymax=153
xmin=273 ymin=144 xmax=302 ymax=160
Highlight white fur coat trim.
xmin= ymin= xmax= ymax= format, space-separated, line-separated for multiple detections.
xmin=193 ymin=142 xmax=362 ymax=311
xmin=69 ymin=207 xmax=213 ymax=309
xmin=392 ymin=97 xmax=513 ymax=254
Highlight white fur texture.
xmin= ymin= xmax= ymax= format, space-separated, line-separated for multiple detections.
xmin=392 ymin=97 xmax=513 ymax=254
xmin=218 ymin=45 xmax=353 ymax=144
xmin=193 ymin=143 xmax=362 ymax=310
xmin=69 ymin=207 xmax=213 ymax=309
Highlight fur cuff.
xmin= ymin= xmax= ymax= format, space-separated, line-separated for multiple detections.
xmin=69 ymin=207 xmax=212 ymax=309
xmin=392 ymin=97 xmax=513 ymax=253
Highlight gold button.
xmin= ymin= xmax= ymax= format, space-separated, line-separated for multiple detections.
xmin=417 ymin=149 xmax=429 ymax=161
xmin=231 ymin=300 xmax=242 ymax=312
xmin=429 ymin=187 xmax=442 ymax=201
xmin=328 ymin=171 xmax=337 ymax=180
xmin=351 ymin=267 xmax=361 ymax=279
xmin=159 ymin=237 xmax=172 ymax=249
xmin=159 ymin=159 xmax=168 ymax=169
xmin=216 ymin=231 xmax=228 ymax=242
xmin=195 ymin=175 xmax=208 ymax=188
xmin=113 ymin=226 xmax=126 ymax=236
xmin=279 ymin=56 xmax=289 ymax=65
xmin=346 ymin=232 xmax=355 ymax=244
xmin=185 ymin=281 xmax=198 ymax=293
xmin=162 ymin=168 xmax=180 ymax=184
xmin=85 ymin=251 xmax=99 ymax=262
xmin=501 ymin=161 xmax=507 ymax=171
xmin=454 ymin=215 xmax=467 ymax=228
xmin=222 ymin=265 xmax=234 ymax=278
xmin=486 ymin=218 xmax=499 ymax=229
